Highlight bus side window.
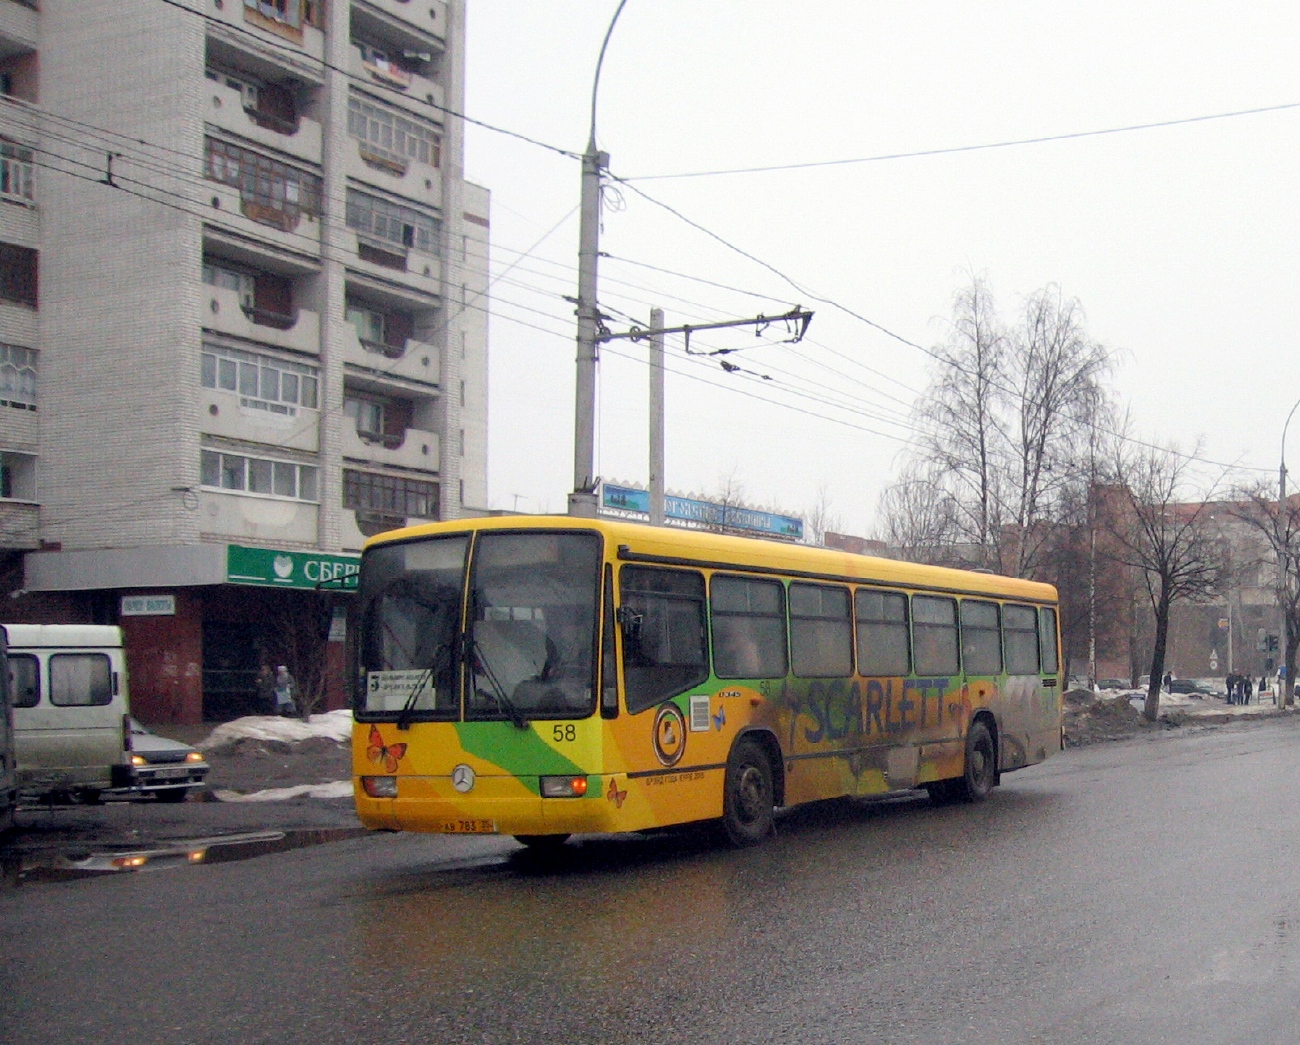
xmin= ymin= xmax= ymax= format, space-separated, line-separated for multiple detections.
xmin=789 ymin=582 xmax=852 ymax=678
xmin=913 ymin=595 xmax=959 ymax=676
xmin=1038 ymin=607 xmax=1059 ymax=674
xmin=711 ymin=574 xmax=787 ymax=680
xmin=620 ymin=566 xmax=708 ymax=715
xmin=1003 ymin=604 xmax=1040 ymax=674
xmin=9 ymin=654 xmax=38 ymax=708
xmin=855 ymin=590 xmax=910 ymax=675
xmin=600 ymin=565 xmax=618 ymax=718
xmin=960 ymin=599 xmax=1002 ymax=676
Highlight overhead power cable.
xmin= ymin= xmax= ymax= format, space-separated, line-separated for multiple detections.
xmin=621 ymin=100 xmax=1300 ymax=181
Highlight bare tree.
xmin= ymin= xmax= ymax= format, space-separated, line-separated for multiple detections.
xmin=1108 ymin=442 xmax=1225 ymax=721
xmin=874 ymin=464 xmax=960 ymax=564
xmin=805 ymin=483 xmax=843 ymax=547
xmin=265 ymin=601 xmax=331 ymax=718
xmin=914 ymin=277 xmax=1006 ymax=568
xmin=1228 ymin=481 xmax=1300 ymax=706
xmin=1002 ymin=287 xmax=1114 ymax=577
xmin=909 ymin=278 xmax=1114 ymax=577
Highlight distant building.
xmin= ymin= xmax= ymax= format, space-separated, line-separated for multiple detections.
xmin=0 ymin=0 xmax=488 ymax=721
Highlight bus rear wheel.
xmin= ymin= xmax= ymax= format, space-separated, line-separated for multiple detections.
xmin=929 ymin=718 xmax=997 ymax=804
xmin=722 ymin=737 xmax=775 ymax=847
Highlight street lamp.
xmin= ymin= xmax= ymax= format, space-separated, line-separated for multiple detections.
xmin=569 ymin=1 xmax=629 ymax=517
xmin=1277 ymin=396 xmax=1300 ymax=705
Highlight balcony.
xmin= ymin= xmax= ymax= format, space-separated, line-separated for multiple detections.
xmin=205 ymin=181 xmax=321 ymax=258
xmin=206 ymin=1 xmax=325 ymax=64
xmin=345 ymin=230 xmax=440 ymax=298
xmin=205 ymin=80 xmax=322 ymax=165
xmin=340 ymin=326 xmax=440 ymax=385
xmin=0 ymin=301 xmax=36 ymax=343
xmin=200 ymin=387 xmax=319 ymax=453
xmin=199 ymin=489 xmax=318 ymax=546
xmin=203 ymin=284 xmax=321 ymax=355
xmin=341 ymin=424 xmax=439 ymax=472
xmin=0 ymin=2 xmax=37 ymax=54
xmin=357 ymin=0 xmax=447 ymax=41
xmin=348 ymin=43 xmax=444 ymax=120
xmin=344 ymin=136 xmax=441 ymax=204
xmin=0 ymin=398 xmax=36 ymax=452
xmin=0 ymin=498 xmax=38 ymax=550
xmin=340 ymin=507 xmax=433 ymax=550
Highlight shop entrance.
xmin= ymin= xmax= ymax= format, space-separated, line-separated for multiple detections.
xmin=201 ymin=621 xmax=262 ymax=720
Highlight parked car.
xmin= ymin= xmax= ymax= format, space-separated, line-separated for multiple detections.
xmin=1167 ymin=679 xmax=1215 ymax=698
xmin=107 ymin=720 xmax=209 ymax=803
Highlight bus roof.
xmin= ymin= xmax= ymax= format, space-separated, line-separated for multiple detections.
xmin=364 ymin=516 xmax=1058 ymax=604
xmin=3 ymin=624 xmax=124 ymax=649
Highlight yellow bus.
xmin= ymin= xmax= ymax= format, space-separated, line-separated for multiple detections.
xmin=352 ymin=516 xmax=1062 ymax=848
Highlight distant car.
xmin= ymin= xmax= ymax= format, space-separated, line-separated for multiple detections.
xmin=106 ymin=720 xmax=209 ymax=803
xmin=1097 ymin=678 xmax=1132 ymax=691
xmin=1167 ymin=679 xmax=1215 ymax=698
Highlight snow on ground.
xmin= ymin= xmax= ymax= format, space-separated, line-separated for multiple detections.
xmin=196 ymin=708 xmax=353 ymax=750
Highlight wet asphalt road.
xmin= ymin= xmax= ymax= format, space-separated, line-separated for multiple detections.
xmin=6 ymin=717 xmax=1300 ymax=1045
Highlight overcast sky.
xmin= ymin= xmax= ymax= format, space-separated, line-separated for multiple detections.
xmin=462 ymin=1 xmax=1300 ymax=534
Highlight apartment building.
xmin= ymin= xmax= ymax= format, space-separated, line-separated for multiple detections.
xmin=0 ymin=0 xmax=490 ymax=722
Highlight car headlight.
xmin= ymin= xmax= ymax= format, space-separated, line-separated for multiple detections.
xmin=185 ymin=751 xmax=205 ymax=763
xmin=130 ymin=754 xmax=147 ymax=767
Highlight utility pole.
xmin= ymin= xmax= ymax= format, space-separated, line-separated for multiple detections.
xmin=568 ymin=1 xmax=627 ymax=518
xmin=648 ymin=307 xmax=665 ymax=526
xmin=568 ymin=145 xmax=606 ymax=518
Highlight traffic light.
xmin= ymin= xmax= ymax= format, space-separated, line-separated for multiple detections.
xmin=1268 ymin=634 xmax=1280 ymax=652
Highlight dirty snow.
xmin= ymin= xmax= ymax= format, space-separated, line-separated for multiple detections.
xmin=197 ymin=708 xmax=353 ymax=750
xmin=211 ymin=781 xmax=354 ymax=802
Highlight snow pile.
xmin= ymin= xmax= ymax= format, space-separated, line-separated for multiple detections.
xmin=197 ymin=708 xmax=354 ymax=751
xmin=212 ymin=781 xmax=354 ymax=803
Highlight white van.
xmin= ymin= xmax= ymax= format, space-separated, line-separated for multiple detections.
xmin=9 ymin=624 xmax=135 ymax=802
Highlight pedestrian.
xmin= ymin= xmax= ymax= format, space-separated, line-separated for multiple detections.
xmin=273 ymin=664 xmax=297 ymax=717
xmin=1244 ymin=676 xmax=1254 ymax=705
xmin=1163 ymin=671 xmax=1172 ymax=693
xmin=1225 ymin=673 xmax=1238 ymax=705
xmin=255 ymin=663 xmax=276 ymax=716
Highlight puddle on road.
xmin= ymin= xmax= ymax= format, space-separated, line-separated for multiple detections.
xmin=0 ymin=827 xmax=368 ymax=889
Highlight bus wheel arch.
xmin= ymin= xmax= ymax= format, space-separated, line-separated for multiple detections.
xmin=721 ymin=731 xmax=780 ymax=847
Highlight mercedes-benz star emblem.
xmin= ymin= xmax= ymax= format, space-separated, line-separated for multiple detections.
xmin=452 ymin=764 xmax=476 ymax=793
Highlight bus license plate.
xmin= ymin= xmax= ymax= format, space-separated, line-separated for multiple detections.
xmin=436 ymin=819 xmax=497 ymax=834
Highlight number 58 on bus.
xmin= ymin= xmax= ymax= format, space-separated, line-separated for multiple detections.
xmin=351 ymin=516 xmax=1062 ymax=849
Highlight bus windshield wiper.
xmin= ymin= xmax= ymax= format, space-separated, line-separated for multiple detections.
xmin=470 ymin=639 xmax=529 ymax=730
xmin=396 ymin=665 xmax=434 ymax=731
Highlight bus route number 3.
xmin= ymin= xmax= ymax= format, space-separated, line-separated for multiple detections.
xmin=552 ymin=724 xmax=576 ymax=742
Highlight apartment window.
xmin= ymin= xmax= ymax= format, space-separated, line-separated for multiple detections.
xmin=354 ymin=40 xmax=420 ymax=87
xmin=203 ymin=261 xmax=255 ymax=311
xmin=0 ymin=451 xmax=34 ymax=499
xmin=347 ymin=94 xmax=440 ymax=168
xmin=205 ymin=137 xmax=321 ymax=225
xmin=0 ymin=141 xmax=33 ymax=202
xmin=0 ymin=243 xmax=36 ymax=307
xmin=346 ymin=303 xmax=386 ymax=343
xmin=244 ymin=0 xmax=323 ymax=30
xmin=344 ymin=395 xmax=385 ymax=438
xmin=0 ymin=343 xmax=36 ymax=410
xmin=344 ymin=469 xmax=438 ymax=520
xmin=201 ymin=449 xmax=318 ymax=500
xmin=345 ymin=189 xmax=439 ymax=254
xmin=201 ymin=344 xmax=318 ymax=415
xmin=458 ymin=428 xmax=464 ymax=456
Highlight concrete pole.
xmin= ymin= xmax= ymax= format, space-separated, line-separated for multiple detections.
xmin=568 ymin=146 xmax=606 ymax=518
xmin=649 ymin=307 xmax=665 ymax=526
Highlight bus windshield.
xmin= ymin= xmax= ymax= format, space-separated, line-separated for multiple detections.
xmin=467 ymin=531 xmax=601 ymax=721
xmin=355 ymin=530 xmax=602 ymax=722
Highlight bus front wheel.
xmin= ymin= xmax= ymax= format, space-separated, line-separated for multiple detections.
xmin=514 ymin=834 xmax=570 ymax=851
xmin=722 ymin=737 xmax=775 ymax=847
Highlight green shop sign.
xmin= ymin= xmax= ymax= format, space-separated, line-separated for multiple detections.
xmin=225 ymin=545 xmax=360 ymax=590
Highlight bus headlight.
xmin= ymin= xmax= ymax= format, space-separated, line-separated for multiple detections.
xmin=362 ymin=776 xmax=398 ymax=798
xmin=540 ymin=775 xmax=589 ymax=798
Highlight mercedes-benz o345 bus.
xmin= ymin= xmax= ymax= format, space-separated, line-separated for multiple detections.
xmin=352 ymin=516 xmax=1062 ymax=848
